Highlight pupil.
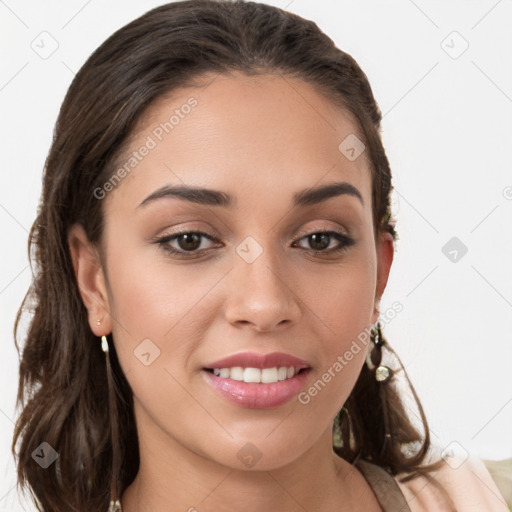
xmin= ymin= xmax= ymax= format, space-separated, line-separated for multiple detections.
xmin=179 ymin=233 xmax=201 ymax=251
xmin=310 ymin=233 xmax=329 ymax=250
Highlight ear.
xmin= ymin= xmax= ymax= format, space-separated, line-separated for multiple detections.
xmin=68 ymin=224 xmax=112 ymax=336
xmin=371 ymin=231 xmax=394 ymax=325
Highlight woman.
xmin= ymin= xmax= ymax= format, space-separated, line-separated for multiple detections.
xmin=12 ymin=1 xmax=507 ymax=511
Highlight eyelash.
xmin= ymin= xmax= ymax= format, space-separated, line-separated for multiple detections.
xmin=154 ymin=228 xmax=355 ymax=258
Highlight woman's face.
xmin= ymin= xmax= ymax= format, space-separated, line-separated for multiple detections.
xmin=72 ymin=72 xmax=393 ymax=471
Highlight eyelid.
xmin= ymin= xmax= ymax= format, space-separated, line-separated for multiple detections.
xmin=294 ymin=222 xmax=350 ymax=239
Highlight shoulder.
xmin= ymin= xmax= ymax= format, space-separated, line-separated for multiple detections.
xmin=395 ymin=456 xmax=509 ymax=512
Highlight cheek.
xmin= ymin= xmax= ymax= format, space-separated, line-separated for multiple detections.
xmin=102 ymin=235 xmax=183 ymax=367
xmin=302 ymin=250 xmax=376 ymax=403
xmin=105 ymin=231 xmax=207 ymax=334
xmin=308 ymin=250 xmax=377 ymax=338
xmin=110 ymin=263 xmax=185 ymax=330
xmin=104 ymin=242 xmax=230 ymax=395
xmin=105 ymin=255 xmax=210 ymax=423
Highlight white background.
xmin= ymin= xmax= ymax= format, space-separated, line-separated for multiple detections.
xmin=1 ymin=0 xmax=511 ymax=509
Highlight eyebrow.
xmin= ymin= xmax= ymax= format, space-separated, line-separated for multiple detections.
xmin=138 ymin=181 xmax=364 ymax=209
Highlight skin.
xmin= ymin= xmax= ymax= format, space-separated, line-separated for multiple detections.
xmin=69 ymin=72 xmax=394 ymax=512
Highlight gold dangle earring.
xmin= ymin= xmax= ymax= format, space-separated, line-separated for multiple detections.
xmin=97 ymin=320 xmax=122 ymax=512
xmin=366 ymin=322 xmax=393 ymax=383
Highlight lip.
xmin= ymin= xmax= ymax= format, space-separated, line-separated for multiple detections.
xmin=203 ymin=351 xmax=311 ymax=370
xmin=202 ymin=367 xmax=312 ymax=409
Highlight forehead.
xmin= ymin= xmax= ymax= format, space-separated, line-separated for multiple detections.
xmin=106 ymin=72 xmax=372 ymax=213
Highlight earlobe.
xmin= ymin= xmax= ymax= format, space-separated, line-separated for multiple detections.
xmin=67 ymin=224 xmax=112 ymax=336
xmin=371 ymin=231 xmax=394 ymax=325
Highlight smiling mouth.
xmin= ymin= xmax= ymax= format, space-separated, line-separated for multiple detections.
xmin=201 ymin=366 xmax=312 ymax=409
xmin=203 ymin=366 xmax=309 ymax=384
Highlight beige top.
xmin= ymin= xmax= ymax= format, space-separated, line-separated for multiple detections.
xmin=357 ymin=456 xmax=509 ymax=512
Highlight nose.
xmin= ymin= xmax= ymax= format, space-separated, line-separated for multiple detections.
xmin=223 ymin=245 xmax=302 ymax=332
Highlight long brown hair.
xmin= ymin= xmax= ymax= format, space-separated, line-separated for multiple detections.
xmin=12 ymin=1 xmax=444 ymax=510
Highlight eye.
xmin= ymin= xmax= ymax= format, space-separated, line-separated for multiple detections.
xmin=153 ymin=229 xmax=355 ymax=258
xmin=155 ymin=230 xmax=220 ymax=256
xmin=293 ymin=230 xmax=355 ymax=254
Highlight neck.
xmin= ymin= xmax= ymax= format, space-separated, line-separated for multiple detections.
xmin=121 ymin=407 xmax=374 ymax=512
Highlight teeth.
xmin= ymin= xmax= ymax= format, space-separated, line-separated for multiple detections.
xmin=230 ymin=366 xmax=244 ymax=381
xmin=261 ymin=368 xmax=278 ymax=384
xmin=277 ymin=367 xmax=288 ymax=380
xmin=211 ymin=366 xmax=300 ymax=384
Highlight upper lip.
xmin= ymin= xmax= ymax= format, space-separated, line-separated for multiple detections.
xmin=204 ymin=351 xmax=312 ymax=370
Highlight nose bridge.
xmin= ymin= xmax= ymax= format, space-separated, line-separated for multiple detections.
xmin=225 ymin=235 xmax=301 ymax=330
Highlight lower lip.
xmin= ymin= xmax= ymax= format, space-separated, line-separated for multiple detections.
xmin=201 ymin=369 xmax=311 ymax=409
